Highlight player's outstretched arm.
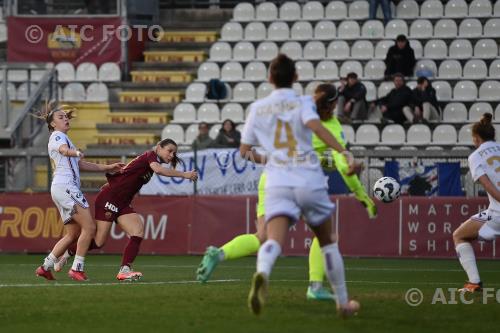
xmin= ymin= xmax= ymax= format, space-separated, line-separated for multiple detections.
xmin=78 ymin=160 xmax=125 ymax=173
xmin=306 ymin=119 xmax=346 ymax=154
xmin=478 ymin=175 xmax=500 ymax=202
xmin=240 ymin=144 xmax=266 ymax=164
xmin=58 ymin=144 xmax=82 ymax=158
xmin=150 ymin=162 xmax=198 ymax=181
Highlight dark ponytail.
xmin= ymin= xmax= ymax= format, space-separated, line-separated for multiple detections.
xmin=472 ymin=113 xmax=495 ymax=142
xmin=314 ymin=83 xmax=338 ymax=121
xmin=158 ymin=138 xmax=181 ymax=168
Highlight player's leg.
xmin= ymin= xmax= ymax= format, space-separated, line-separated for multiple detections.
xmin=116 ymin=212 xmax=144 ymax=281
xmin=67 ymin=205 xmax=96 ymax=281
xmin=307 ymin=237 xmax=335 ymax=301
xmin=333 ymin=150 xmax=377 ymax=219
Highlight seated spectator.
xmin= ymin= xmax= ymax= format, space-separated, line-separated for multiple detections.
xmin=369 ymin=0 xmax=392 ymax=24
xmin=214 ymin=119 xmax=241 ymax=148
xmin=337 ymin=72 xmax=368 ymax=123
xmin=192 ymin=122 xmax=214 ymax=150
xmin=384 ymin=35 xmax=416 ymax=78
xmin=410 ymin=77 xmax=440 ymax=123
xmin=372 ymin=74 xmax=413 ymax=125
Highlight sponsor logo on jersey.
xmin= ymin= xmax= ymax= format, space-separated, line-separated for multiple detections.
xmin=104 ymin=202 xmax=118 ymax=213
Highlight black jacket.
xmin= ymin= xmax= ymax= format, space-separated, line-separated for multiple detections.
xmin=378 ymin=86 xmax=413 ymax=124
xmin=340 ymin=82 xmax=367 ymax=103
xmin=384 ymin=44 xmax=416 ymax=77
xmin=412 ymin=86 xmax=440 ymax=111
xmin=213 ymin=129 xmax=241 ymax=148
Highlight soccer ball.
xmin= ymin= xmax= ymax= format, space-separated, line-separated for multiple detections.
xmin=373 ymin=177 xmax=401 ymax=203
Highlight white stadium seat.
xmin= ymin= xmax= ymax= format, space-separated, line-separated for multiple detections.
xmin=364 ymin=60 xmax=385 ymax=79
xmin=256 ymin=42 xmax=278 ymax=61
xmin=197 ymin=62 xmax=219 ymax=81
xmin=314 ymin=21 xmax=336 ymax=40
xmin=161 ymin=124 xmax=184 ymax=143
xmin=381 ymin=125 xmax=405 ymax=145
xmin=424 ymin=39 xmax=447 ymax=59
xmin=385 ymin=20 xmax=408 ymax=39
xmin=221 ymin=62 xmax=243 ymax=82
xmin=351 ymin=40 xmax=374 ymax=59
xmin=396 ymin=0 xmax=419 ymax=18
xmin=221 ymin=103 xmax=244 ymax=122
xmin=453 ymin=80 xmax=478 ymax=101
xmin=463 ymin=60 xmax=487 ymax=79
xmin=355 ymin=124 xmax=380 ymax=144
xmin=479 ymin=81 xmax=500 ymax=101
xmin=6 ymin=69 xmax=27 ymax=82
xmin=420 ymin=0 xmax=443 ymax=18
xmin=55 ymin=62 xmax=75 ymax=82
xmin=63 ymin=83 xmax=85 ymax=101
xmin=340 ymin=61 xmax=362 ymax=78
xmin=293 ymin=82 xmax=304 ymax=96
xmin=16 ymin=82 xmax=37 ymax=101
xmin=338 ymin=21 xmax=360 ymax=39
xmin=221 ymin=22 xmax=243 ymax=41
xmin=280 ymin=42 xmax=302 ymax=60
xmin=185 ymin=124 xmax=199 ymax=145
xmin=474 ymin=39 xmax=498 ymax=59
xmin=434 ymin=19 xmax=457 ymax=38
xmin=342 ymin=125 xmax=355 ymax=144
xmin=185 ymin=83 xmax=206 ymax=102
xmin=361 ymin=20 xmax=384 ymax=38
xmin=468 ymin=0 xmax=492 ymax=17
xmin=438 ymin=60 xmax=462 ymax=79
xmin=325 ymin=1 xmax=347 ymax=19
xmin=315 ymin=61 xmax=338 ymax=80
xmin=459 ymin=19 xmax=482 ymax=38
xmin=304 ymin=81 xmax=322 ymax=96
xmin=75 ymin=62 xmax=97 ymax=82
xmin=256 ymin=2 xmax=278 ymax=21
xmin=86 ymin=82 xmax=108 ymax=102
xmin=378 ymin=81 xmax=395 ymax=98
xmin=296 ymin=61 xmax=315 ymax=81
xmin=449 ymin=39 xmax=473 ymax=59
xmin=410 ymin=19 xmax=433 ymax=38
xmin=327 ymin=41 xmax=350 ymax=60
xmin=233 ymin=2 xmax=254 ymax=21
xmin=244 ymin=61 xmax=266 ymax=81
xmin=279 ymin=2 xmax=301 ymax=21
xmin=291 ymin=21 xmax=313 ymax=40
xmin=349 ymin=0 xmax=369 ymax=19
xmin=268 ymin=22 xmax=289 ymax=41
xmin=409 ymin=40 xmax=423 ymax=58
xmin=197 ymin=103 xmax=220 ymax=123
xmin=173 ymin=103 xmax=196 ymax=123
xmin=407 ymin=124 xmax=431 ymax=145
xmin=496 ymin=1 xmax=500 ymax=16
xmin=469 ymin=102 xmax=493 ymax=121
xmin=0 ymin=82 xmax=15 ymax=100
xmin=484 ymin=19 xmax=500 ymax=38
xmin=375 ymin=40 xmax=394 ymax=59
xmin=257 ymin=82 xmax=273 ymax=99
xmin=363 ymin=81 xmax=377 ymax=101
xmin=495 ymin=105 xmax=500 ymax=121
xmin=458 ymin=125 xmax=473 ymax=145
xmin=489 ymin=60 xmax=500 ymax=78
xmin=233 ymin=42 xmax=255 ymax=61
xmin=444 ymin=0 xmax=468 ymax=17
xmin=303 ymin=1 xmax=324 ymax=20
xmin=432 ymin=125 xmax=457 ymax=144
xmin=304 ymin=41 xmax=326 ymax=60
xmin=98 ymin=62 xmax=121 ymax=82
xmin=208 ymin=124 xmax=221 ymax=140
xmin=432 ymin=81 xmax=452 ymax=100
xmin=233 ymin=82 xmax=255 ymax=102
xmin=442 ymin=103 xmax=467 ymax=122
xmin=415 ymin=60 xmax=437 ymax=77
xmin=245 ymin=22 xmax=266 ymax=41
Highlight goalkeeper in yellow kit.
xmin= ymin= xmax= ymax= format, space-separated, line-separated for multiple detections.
xmin=196 ymin=83 xmax=376 ymax=300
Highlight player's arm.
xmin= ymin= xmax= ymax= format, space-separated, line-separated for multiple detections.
xmin=240 ymin=144 xmax=266 ymax=164
xmin=149 ymin=162 xmax=198 ymax=181
xmin=78 ymin=160 xmax=125 ymax=173
xmin=58 ymin=144 xmax=82 ymax=158
xmin=478 ymin=175 xmax=500 ymax=203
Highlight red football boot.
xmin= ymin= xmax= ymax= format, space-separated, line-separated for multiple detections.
xmin=35 ymin=266 xmax=55 ymax=281
xmin=68 ymin=269 xmax=88 ymax=281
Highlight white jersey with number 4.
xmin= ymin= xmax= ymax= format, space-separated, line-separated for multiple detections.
xmin=48 ymin=130 xmax=81 ymax=187
xmin=468 ymin=140 xmax=500 ymax=213
xmin=241 ymin=88 xmax=325 ymax=189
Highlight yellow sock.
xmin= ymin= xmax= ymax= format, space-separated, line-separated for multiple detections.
xmin=221 ymin=234 xmax=261 ymax=260
xmin=308 ymin=237 xmax=325 ymax=282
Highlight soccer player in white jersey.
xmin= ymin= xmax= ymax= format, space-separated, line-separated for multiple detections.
xmin=240 ymin=54 xmax=360 ymax=317
xmin=453 ymin=113 xmax=500 ymax=292
xmin=35 ymin=102 xmax=124 ymax=281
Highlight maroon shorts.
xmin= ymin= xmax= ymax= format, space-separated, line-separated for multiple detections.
xmin=95 ymin=185 xmax=135 ymax=222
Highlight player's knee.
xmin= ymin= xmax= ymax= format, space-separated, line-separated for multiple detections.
xmin=452 ymin=229 xmax=463 ymax=244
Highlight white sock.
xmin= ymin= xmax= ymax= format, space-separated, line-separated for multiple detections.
xmin=256 ymin=239 xmax=282 ymax=278
xmin=61 ymin=250 xmax=71 ymax=261
xmin=219 ymin=249 xmax=225 ymax=261
xmin=456 ymin=243 xmax=481 ymax=284
xmin=43 ymin=253 xmax=58 ymax=270
xmin=322 ymin=243 xmax=348 ymax=305
xmin=71 ymin=255 xmax=85 ymax=272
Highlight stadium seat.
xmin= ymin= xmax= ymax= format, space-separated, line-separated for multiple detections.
xmin=315 ymin=61 xmax=338 ymax=80
xmin=303 ymin=1 xmax=324 ymax=20
xmin=173 ymin=103 xmax=196 ymax=123
xmin=327 ymin=41 xmax=349 ymax=60
xmin=185 ymin=124 xmax=199 ymax=144
xmin=197 ymin=103 xmax=219 ymax=123
xmin=406 ymin=80 xmax=417 ymax=90
xmin=221 ymin=62 xmax=243 ymax=82
xmin=233 ymin=82 xmax=255 ymax=102
xmin=438 ymin=60 xmax=462 ymax=79
xmin=449 ymin=39 xmax=473 ymax=59
xmin=410 ymin=19 xmax=433 ymax=38
xmin=221 ymin=103 xmax=244 ymax=122
xmin=468 ymin=0 xmax=492 ymax=17
xmin=0 ymin=82 xmax=15 ymax=100
xmin=314 ymin=21 xmax=336 ymax=40
xmin=363 ymin=81 xmax=377 ymax=101
xmin=453 ymin=80 xmax=478 ymax=101
xmin=296 ymin=61 xmax=315 ymax=81
xmin=484 ymin=19 xmax=500 ymax=38
xmin=381 ymin=125 xmax=405 ymax=145
xmin=495 ymin=105 xmax=500 ymax=121
xmin=98 ymin=62 xmax=121 ymax=81
xmin=338 ymin=21 xmax=360 ymax=39
xmin=197 ymin=62 xmax=219 ymax=81
xmin=245 ymin=22 xmax=266 ymax=41
xmin=432 ymin=125 xmax=457 ymax=144
xmin=55 ymin=62 xmax=75 ymax=82
xmin=341 ymin=125 xmax=355 ymax=144
xmin=351 ymin=40 xmax=374 ymax=59
xmin=361 ymin=20 xmax=384 ymax=38
xmin=434 ymin=19 xmax=457 ymax=38
xmin=293 ymin=82 xmax=304 ymax=96
xmin=442 ymin=103 xmax=467 ymax=122
xmin=407 ymin=124 xmax=431 ymax=145
xmin=340 ymin=61 xmax=362 ymax=78
xmin=185 ymin=83 xmax=206 ymax=102
xmin=280 ymin=42 xmax=302 ymax=60
xmin=75 ymin=62 xmax=98 ymax=82
xmin=6 ymin=69 xmax=27 ymax=82
xmin=496 ymin=1 xmax=500 ymax=16
xmin=256 ymin=42 xmax=278 ymax=61
xmin=30 ymin=69 xmax=49 ymax=81
xmin=349 ymin=0 xmax=369 ymax=19
xmin=458 ymin=125 xmax=473 ymax=145
xmin=279 ymin=2 xmax=301 ymax=21
xmin=304 ymin=81 xmax=322 ymax=96
xmin=63 ymin=83 xmax=86 ymax=101
xmin=233 ymin=42 xmax=255 ymax=61
xmin=469 ymin=102 xmax=493 ymax=121
xmin=364 ymin=60 xmax=385 ymax=79
xmin=444 ymin=0 xmax=468 ymax=17
xmin=291 ymin=21 xmax=313 ymax=40
xmin=206 ymin=124 xmax=220 ymax=140
xmin=86 ymin=82 xmax=108 ymax=102
xmin=304 ymin=41 xmax=326 ymax=60
xmin=233 ymin=2 xmax=254 ymax=21
xmin=424 ymin=40 xmax=447 ymax=59
xmin=489 ymin=60 xmax=500 ymax=78
xmin=161 ymin=124 xmax=184 ymax=143
xmin=374 ymin=40 xmax=394 ymax=59
xmin=409 ymin=40 xmax=423 ymax=58
xmin=463 ymin=60 xmax=487 ymax=79
xmin=325 ymin=1 xmax=347 ymax=19
xmin=459 ymin=19 xmax=482 ymax=38
xmin=474 ymin=39 xmax=498 ymax=59
xmin=268 ymin=22 xmax=289 ymax=41
xmin=385 ymin=20 xmax=408 ymax=39
xmin=244 ymin=62 xmax=266 ymax=81
xmin=257 ymin=82 xmax=273 ymax=99
xmin=256 ymin=2 xmax=278 ymax=21
xmin=355 ymin=124 xmax=380 ymax=144
xmin=16 ymin=82 xmax=37 ymax=101
xmin=479 ymin=81 xmax=500 ymax=101
xmin=420 ymin=0 xmax=443 ymax=18
xmin=221 ymin=22 xmax=243 ymax=41
xmin=396 ymin=0 xmax=419 ymax=18
xmin=378 ymin=81 xmax=395 ymax=98
xmin=415 ymin=59 xmax=437 ymax=78
xmin=432 ymin=81 xmax=452 ymax=100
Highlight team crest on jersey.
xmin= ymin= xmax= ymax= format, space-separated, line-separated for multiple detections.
xmin=55 ymin=136 xmax=61 ymax=141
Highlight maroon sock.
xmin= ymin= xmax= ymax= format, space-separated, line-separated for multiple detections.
xmin=121 ymin=236 xmax=143 ymax=267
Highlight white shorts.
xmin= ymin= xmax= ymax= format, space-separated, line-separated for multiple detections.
xmin=264 ymin=186 xmax=335 ymax=226
xmin=51 ymin=184 xmax=89 ymax=224
xmin=470 ymin=210 xmax=500 ymax=241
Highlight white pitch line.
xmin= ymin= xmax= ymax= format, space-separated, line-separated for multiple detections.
xmin=0 ymin=279 xmax=240 ymax=288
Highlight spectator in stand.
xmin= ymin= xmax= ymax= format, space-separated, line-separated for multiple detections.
xmin=410 ymin=77 xmax=440 ymax=123
xmin=372 ymin=73 xmax=413 ymax=125
xmin=369 ymin=0 xmax=392 ymax=24
xmin=192 ymin=122 xmax=214 ymax=150
xmin=384 ymin=35 xmax=416 ymax=79
xmin=214 ymin=119 xmax=241 ymax=148
xmin=337 ymin=72 xmax=368 ymax=123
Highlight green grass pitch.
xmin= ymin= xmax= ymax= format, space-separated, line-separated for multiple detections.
xmin=1 ymin=254 xmax=499 ymax=333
